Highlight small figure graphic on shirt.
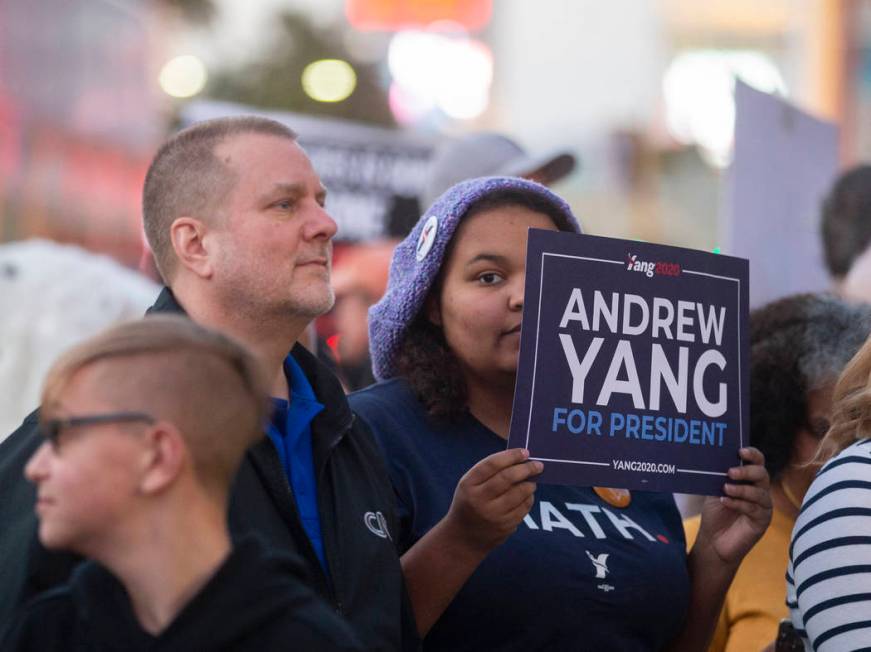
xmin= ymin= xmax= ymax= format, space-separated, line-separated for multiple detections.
xmin=586 ymin=551 xmax=610 ymax=579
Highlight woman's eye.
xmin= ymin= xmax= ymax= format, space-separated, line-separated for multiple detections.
xmin=478 ymin=273 xmax=503 ymax=285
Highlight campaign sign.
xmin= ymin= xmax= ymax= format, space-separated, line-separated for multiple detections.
xmin=507 ymin=230 xmax=749 ymax=495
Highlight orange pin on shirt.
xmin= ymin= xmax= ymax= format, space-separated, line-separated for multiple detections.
xmin=594 ymin=486 xmax=631 ymax=508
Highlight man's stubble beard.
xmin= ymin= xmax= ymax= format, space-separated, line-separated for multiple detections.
xmin=216 ymin=265 xmax=335 ymax=327
xmin=290 ymin=282 xmax=335 ymax=320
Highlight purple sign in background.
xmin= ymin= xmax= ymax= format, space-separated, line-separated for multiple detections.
xmin=507 ymin=230 xmax=749 ymax=495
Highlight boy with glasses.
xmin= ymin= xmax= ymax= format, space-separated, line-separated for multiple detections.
xmin=1 ymin=315 xmax=360 ymax=651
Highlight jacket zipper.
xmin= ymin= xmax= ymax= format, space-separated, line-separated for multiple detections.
xmin=262 ymin=445 xmax=339 ymax=606
xmin=316 ymin=416 xmax=354 ymax=616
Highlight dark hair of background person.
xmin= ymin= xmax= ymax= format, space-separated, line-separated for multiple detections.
xmin=821 ymin=164 xmax=871 ymax=279
xmin=394 ymin=188 xmax=572 ymax=420
xmin=386 ymin=195 xmax=423 ymax=239
xmin=749 ymin=292 xmax=871 ymax=479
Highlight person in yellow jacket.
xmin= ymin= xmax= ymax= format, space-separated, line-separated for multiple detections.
xmin=684 ymin=292 xmax=871 ymax=651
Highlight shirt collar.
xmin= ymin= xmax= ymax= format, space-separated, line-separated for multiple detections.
xmin=284 ymin=353 xmax=319 ymax=404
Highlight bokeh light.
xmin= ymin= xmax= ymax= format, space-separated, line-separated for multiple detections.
xmin=302 ymin=59 xmax=357 ymax=103
xmin=387 ymin=29 xmax=493 ymax=122
xmin=663 ymin=50 xmax=787 ymax=167
xmin=158 ymin=55 xmax=208 ymax=99
xmin=388 ymin=82 xmax=434 ymax=125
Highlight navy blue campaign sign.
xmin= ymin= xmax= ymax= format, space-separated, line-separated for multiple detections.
xmin=507 ymin=230 xmax=749 ymax=495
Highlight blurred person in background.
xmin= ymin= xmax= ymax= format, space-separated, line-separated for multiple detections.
xmin=786 ymin=330 xmax=871 ymax=651
xmin=419 ymin=131 xmax=577 ymax=211
xmin=351 ymin=176 xmax=771 ymax=651
xmin=684 ymin=293 xmax=871 ymax=652
xmin=0 ymin=240 xmax=159 ymax=442
xmin=820 ymin=165 xmax=871 ymax=301
xmin=326 ymin=194 xmax=424 ymax=391
xmin=1 ymin=316 xmax=362 ymax=651
xmin=331 ymin=241 xmax=396 ymax=391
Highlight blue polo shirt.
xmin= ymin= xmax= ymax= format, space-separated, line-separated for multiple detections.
xmin=266 ymin=355 xmax=328 ymax=574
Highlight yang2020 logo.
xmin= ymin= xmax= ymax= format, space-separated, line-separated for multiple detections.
xmin=626 ymin=253 xmax=681 ymax=278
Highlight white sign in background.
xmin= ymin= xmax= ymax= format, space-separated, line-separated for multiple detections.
xmin=723 ymin=80 xmax=839 ymax=308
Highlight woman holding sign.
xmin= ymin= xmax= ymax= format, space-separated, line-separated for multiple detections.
xmin=350 ymin=176 xmax=771 ymax=650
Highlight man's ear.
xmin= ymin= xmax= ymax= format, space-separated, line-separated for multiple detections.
xmin=138 ymin=423 xmax=186 ymax=495
xmin=425 ymin=293 xmax=442 ymax=326
xmin=170 ymin=217 xmax=214 ymax=279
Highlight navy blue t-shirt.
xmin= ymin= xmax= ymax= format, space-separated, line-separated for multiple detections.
xmin=350 ymin=379 xmax=690 ymax=652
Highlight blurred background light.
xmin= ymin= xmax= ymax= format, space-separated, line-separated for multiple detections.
xmin=663 ymin=49 xmax=787 ymax=167
xmin=388 ymin=81 xmax=434 ymax=125
xmin=346 ymin=0 xmax=492 ymax=32
xmin=158 ymin=55 xmax=208 ymax=99
xmin=387 ymin=29 xmax=493 ymax=123
xmin=302 ymin=58 xmax=358 ymax=103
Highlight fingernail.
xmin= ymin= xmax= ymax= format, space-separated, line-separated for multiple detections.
xmin=534 ymin=461 xmax=544 ymax=473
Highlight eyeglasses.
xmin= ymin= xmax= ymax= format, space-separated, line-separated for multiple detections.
xmin=38 ymin=412 xmax=156 ymax=449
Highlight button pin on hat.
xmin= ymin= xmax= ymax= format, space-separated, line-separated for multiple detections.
xmin=416 ymin=215 xmax=439 ymax=261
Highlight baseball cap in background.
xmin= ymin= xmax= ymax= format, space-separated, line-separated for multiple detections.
xmin=420 ymin=131 xmax=577 ymax=210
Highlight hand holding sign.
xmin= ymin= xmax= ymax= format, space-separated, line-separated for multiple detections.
xmin=508 ymin=230 xmax=750 ymax=494
xmin=697 ymin=447 xmax=772 ymax=565
xmin=443 ymin=448 xmax=543 ymax=554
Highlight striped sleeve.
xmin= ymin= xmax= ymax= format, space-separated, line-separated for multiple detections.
xmin=787 ymin=438 xmax=871 ymax=652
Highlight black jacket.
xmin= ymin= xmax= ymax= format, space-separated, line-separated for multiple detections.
xmin=0 ymin=288 xmax=418 ymax=651
xmin=1 ymin=536 xmax=364 ymax=651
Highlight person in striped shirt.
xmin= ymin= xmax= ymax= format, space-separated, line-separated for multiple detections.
xmin=787 ymin=332 xmax=871 ymax=651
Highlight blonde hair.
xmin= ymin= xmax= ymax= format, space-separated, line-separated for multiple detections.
xmin=42 ymin=315 xmax=270 ymax=495
xmin=143 ymin=116 xmax=297 ymax=282
xmin=816 ymin=333 xmax=871 ymax=462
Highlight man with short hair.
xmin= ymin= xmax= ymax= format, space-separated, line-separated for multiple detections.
xmin=1 ymin=316 xmax=361 ymax=650
xmin=0 ymin=117 xmax=417 ymax=650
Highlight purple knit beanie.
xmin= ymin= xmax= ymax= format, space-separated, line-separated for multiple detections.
xmin=368 ymin=175 xmax=582 ymax=381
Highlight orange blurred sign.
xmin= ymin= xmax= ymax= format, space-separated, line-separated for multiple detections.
xmin=346 ymin=0 xmax=492 ymax=31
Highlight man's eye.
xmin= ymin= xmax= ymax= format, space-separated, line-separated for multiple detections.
xmin=478 ymin=273 xmax=503 ymax=285
xmin=275 ymin=199 xmax=295 ymax=210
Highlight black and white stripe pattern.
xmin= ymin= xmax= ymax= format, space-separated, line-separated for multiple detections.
xmin=787 ymin=438 xmax=871 ymax=651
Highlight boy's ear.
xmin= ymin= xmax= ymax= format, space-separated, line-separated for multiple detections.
xmin=139 ymin=423 xmax=186 ymax=495
xmin=170 ymin=217 xmax=214 ymax=279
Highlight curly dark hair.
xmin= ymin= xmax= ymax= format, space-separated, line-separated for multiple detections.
xmin=821 ymin=165 xmax=871 ymax=278
xmin=395 ymin=189 xmax=574 ymax=420
xmin=749 ymin=292 xmax=871 ymax=479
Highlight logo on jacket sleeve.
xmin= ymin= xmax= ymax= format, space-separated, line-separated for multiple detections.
xmin=364 ymin=511 xmax=392 ymax=540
